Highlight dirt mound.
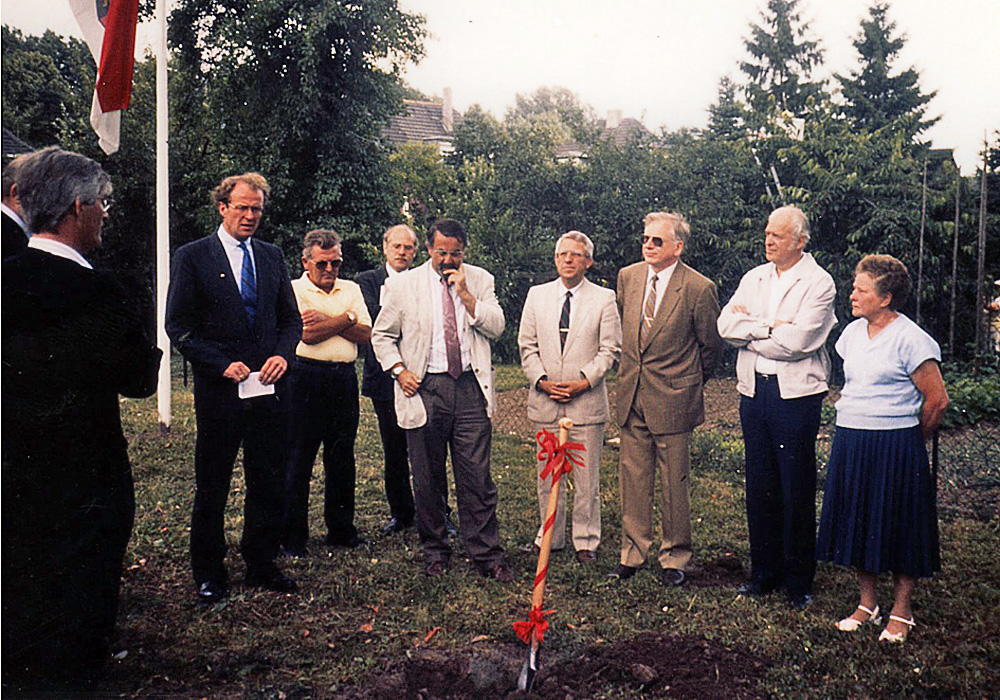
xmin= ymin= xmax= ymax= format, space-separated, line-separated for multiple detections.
xmin=337 ymin=633 xmax=771 ymax=700
xmin=686 ymin=552 xmax=746 ymax=589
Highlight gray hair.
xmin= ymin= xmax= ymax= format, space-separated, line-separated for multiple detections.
xmin=16 ymin=147 xmax=112 ymax=234
xmin=2 ymin=154 xmax=28 ymax=201
xmin=383 ymin=223 xmax=417 ymax=244
xmin=643 ymin=211 xmax=690 ymax=244
xmin=770 ymin=205 xmax=811 ymax=244
xmin=302 ymin=229 xmax=341 ymax=259
xmin=556 ymin=230 xmax=594 ymax=259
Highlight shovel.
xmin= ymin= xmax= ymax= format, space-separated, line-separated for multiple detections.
xmin=518 ymin=417 xmax=573 ymax=692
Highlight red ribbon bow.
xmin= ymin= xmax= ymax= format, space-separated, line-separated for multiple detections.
xmin=535 ymin=429 xmax=585 ymax=481
xmin=513 ymin=606 xmax=555 ymax=644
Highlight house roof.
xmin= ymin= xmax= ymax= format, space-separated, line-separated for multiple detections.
xmin=555 ymin=117 xmax=654 ymax=161
xmin=384 ymin=100 xmax=464 ymax=148
xmin=2 ymin=128 xmax=34 ymax=160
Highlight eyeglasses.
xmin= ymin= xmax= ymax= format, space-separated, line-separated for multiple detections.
xmin=431 ymin=249 xmax=463 ymax=260
xmin=228 ymin=204 xmax=264 ymax=215
xmin=311 ymin=259 xmax=342 ymax=270
xmin=641 ymin=235 xmax=675 ymax=247
xmin=555 ymin=250 xmax=586 ymax=260
xmin=99 ymin=197 xmax=112 ymax=213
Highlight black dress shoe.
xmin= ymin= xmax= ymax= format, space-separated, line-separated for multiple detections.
xmin=326 ymin=533 xmax=368 ymax=549
xmin=246 ymin=568 xmax=298 ymax=593
xmin=196 ymin=579 xmax=228 ymax=605
xmin=381 ymin=517 xmax=413 ymax=535
xmin=607 ymin=564 xmax=638 ymax=580
xmin=660 ymin=568 xmax=686 ymax=587
xmin=787 ymin=593 xmax=812 ymax=611
xmin=737 ymin=580 xmax=779 ymax=597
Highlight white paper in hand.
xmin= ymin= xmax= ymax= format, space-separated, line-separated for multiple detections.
xmin=238 ymin=372 xmax=276 ymax=399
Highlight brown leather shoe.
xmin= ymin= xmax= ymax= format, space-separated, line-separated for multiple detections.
xmin=425 ymin=560 xmax=448 ymax=577
xmin=480 ymin=560 xmax=514 ymax=582
xmin=576 ymin=550 xmax=597 ymax=564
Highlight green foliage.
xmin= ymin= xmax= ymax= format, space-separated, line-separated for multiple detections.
xmin=740 ymin=0 xmax=826 ymax=116
xmin=942 ymin=366 xmax=1000 ymax=428
xmin=836 ymin=3 xmax=938 ymax=141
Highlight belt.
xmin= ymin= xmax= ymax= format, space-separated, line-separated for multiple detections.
xmin=755 ymin=372 xmax=777 ymax=382
xmin=294 ymin=356 xmax=354 ymax=369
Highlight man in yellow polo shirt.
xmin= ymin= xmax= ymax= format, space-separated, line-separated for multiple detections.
xmin=282 ymin=229 xmax=372 ymax=554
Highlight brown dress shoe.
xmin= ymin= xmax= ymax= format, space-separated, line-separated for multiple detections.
xmin=480 ymin=560 xmax=514 ymax=582
xmin=425 ymin=560 xmax=448 ymax=577
xmin=576 ymin=550 xmax=597 ymax=564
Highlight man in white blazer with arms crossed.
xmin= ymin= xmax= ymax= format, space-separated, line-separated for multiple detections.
xmin=371 ymin=218 xmax=512 ymax=580
xmin=518 ymin=231 xmax=621 ymax=564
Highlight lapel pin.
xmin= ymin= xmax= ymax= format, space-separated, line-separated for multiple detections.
xmin=220 ymin=273 xmax=226 ymax=278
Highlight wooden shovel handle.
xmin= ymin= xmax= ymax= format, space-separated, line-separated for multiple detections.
xmin=531 ymin=417 xmax=573 ymax=611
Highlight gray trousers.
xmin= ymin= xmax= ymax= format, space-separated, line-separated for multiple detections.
xmin=406 ymin=372 xmax=504 ymax=568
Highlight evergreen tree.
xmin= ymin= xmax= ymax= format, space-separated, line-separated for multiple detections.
xmin=706 ymin=76 xmax=747 ymax=140
xmin=740 ymin=0 xmax=825 ymax=116
xmin=836 ymin=2 xmax=938 ymax=140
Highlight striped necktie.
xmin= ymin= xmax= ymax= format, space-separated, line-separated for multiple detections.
xmin=238 ymin=240 xmax=257 ymax=326
xmin=640 ymin=274 xmax=657 ymax=344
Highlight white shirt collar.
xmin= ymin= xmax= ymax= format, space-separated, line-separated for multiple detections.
xmin=559 ymin=278 xmax=585 ymax=296
xmin=1 ymin=202 xmax=28 ymax=233
xmin=386 ymin=262 xmax=403 ymax=277
xmin=28 ymin=236 xmax=92 ymax=269
xmin=217 ymin=224 xmax=250 ymax=251
xmin=646 ymin=260 xmax=678 ymax=285
xmin=770 ymin=253 xmax=808 ymax=281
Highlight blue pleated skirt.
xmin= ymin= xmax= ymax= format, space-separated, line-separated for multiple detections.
xmin=816 ymin=425 xmax=940 ymax=577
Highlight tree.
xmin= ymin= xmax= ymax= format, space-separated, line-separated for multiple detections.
xmin=168 ymin=0 xmax=426 ymax=257
xmin=506 ymin=86 xmax=599 ymax=145
xmin=740 ymin=0 xmax=825 ymax=117
xmin=836 ymin=3 xmax=938 ymax=141
xmin=706 ymin=76 xmax=748 ymax=141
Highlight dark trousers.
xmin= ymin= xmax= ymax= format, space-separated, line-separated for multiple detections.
xmin=406 ymin=372 xmax=503 ymax=568
xmin=739 ymin=374 xmax=824 ymax=596
xmin=282 ymin=358 xmax=360 ymax=548
xmin=372 ymin=396 xmax=415 ymax=523
xmin=191 ymin=393 xmax=286 ymax=583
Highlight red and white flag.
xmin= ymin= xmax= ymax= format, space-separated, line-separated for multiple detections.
xmin=69 ymin=0 xmax=139 ymax=154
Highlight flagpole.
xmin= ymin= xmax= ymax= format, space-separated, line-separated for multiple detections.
xmin=155 ymin=0 xmax=171 ymax=429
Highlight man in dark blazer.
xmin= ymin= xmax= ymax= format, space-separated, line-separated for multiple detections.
xmin=356 ymin=224 xmax=419 ymax=533
xmin=1 ymin=154 xmax=30 ymax=259
xmin=2 ymin=147 xmax=161 ymax=691
xmin=611 ymin=211 xmax=722 ymax=588
xmin=166 ymin=172 xmax=301 ymax=604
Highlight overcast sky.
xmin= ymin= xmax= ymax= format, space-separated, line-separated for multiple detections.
xmin=2 ymin=0 xmax=997 ymax=171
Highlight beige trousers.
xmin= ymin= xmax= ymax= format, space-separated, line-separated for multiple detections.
xmin=532 ymin=422 xmax=605 ymax=553
xmin=617 ymin=401 xmax=693 ymax=570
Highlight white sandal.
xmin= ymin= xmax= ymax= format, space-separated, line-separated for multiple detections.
xmin=878 ymin=614 xmax=916 ymax=642
xmin=835 ymin=604 xmax=881 ymax=632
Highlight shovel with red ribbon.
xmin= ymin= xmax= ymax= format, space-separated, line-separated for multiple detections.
xmin=514 ymin=417 xmax=584 ymax=691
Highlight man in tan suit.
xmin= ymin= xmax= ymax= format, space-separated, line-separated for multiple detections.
xmin=518 ymin=231 xmax=622 ymax=564
xmin=611 ymin=211 xmax=722 ymax=587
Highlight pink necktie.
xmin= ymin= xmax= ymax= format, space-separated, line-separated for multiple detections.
xmin=441 ymin=277 xmax=462 ymax=378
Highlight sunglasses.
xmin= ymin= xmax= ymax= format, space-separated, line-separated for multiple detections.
xmin=312 ymin=259 xmax=342 ymax=270
xmin=641 ymin=235 xmax=668 ymax=247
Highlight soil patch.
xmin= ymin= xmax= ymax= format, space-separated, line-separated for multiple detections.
xmin=686 ymin=552 xmax=746 ymax=589
xmin=336 ymin=633 xmax=772 ymax=700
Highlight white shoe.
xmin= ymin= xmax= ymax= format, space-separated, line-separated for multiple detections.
xmin=835 ymin=604 xmax=881 ymax=632
xmin=878 ymin=614 xmax=916 ymax=643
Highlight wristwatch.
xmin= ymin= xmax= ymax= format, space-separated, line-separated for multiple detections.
xmin=392 ymin=365 xmax=405 ymax=378
xmin=346 ymin=310 xmax=358 ymax=324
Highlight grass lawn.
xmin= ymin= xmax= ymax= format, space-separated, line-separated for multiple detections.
xmin=101 ymin=360 xmax=999 ymax=699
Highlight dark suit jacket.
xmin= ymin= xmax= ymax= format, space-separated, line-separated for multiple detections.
xmin=165 ymin=232 xmax=301 ymax=417
xmin=615 ymin=260 xmax=722 ymax=435
xmin=356 ymin=265 xmax=393 ymax=401
xmin=2 ymin=248 xmax=161 ymax=653
xmin=2 ymin=211 xmax=28 ymax=260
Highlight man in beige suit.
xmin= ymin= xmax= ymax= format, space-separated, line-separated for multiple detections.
xmin=518 ymin=231 xmax=622 ymax=564
xmin=611 ymin=211 xmax=722 ymax=587
xmin=371 ymin=218 xmax=512 ymax=581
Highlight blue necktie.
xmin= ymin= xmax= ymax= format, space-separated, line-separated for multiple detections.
xmin=238 ymin=241 xmax=257 ymax=326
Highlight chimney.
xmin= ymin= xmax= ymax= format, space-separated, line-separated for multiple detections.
xmin=442 ymin=87 xmax=454 ymax=133
xmin=606 ymin=109 xmax=622 ymax=130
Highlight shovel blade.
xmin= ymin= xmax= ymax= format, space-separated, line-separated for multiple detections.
xmin=517 ymin=643 xmax=540 ymax=691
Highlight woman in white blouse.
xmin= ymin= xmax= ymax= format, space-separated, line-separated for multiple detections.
xmin=816 ymin=255 xmax=949 ymax=643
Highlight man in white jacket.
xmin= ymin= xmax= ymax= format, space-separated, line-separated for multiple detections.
xmin=717 ymin=205 xmax=836 ymax=610
xmin=371 ymin=218 xmax=511 ymax=580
